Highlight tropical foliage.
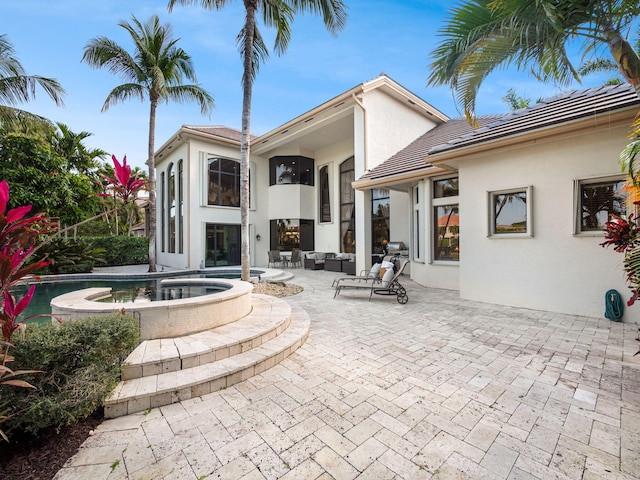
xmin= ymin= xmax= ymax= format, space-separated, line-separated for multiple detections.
xmin=0 ymin=180 xmax=54 ymax=441
xmin=2 ymin=313 xmax=139 ymax=438
xmin=427 ymin=0 xmax=640 ymax=125
xmin=167 ymin=0 xmax=347 ymax=280
xmin=82 ymin=14 xmax=214 ymax=272
xmin=0 ymin=34 xmax=65 ymax=131
xmin=0 ymin=132 xmax=102 ymax=226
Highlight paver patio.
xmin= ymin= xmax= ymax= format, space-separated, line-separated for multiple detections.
xmin=54 ymin=268 xmax=640 ymax=479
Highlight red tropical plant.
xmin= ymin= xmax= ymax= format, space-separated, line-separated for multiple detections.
xmin=0 ymin=180 xmax=55 ymax=440
xmin=100 ymin=155 xmax=148 ymax=205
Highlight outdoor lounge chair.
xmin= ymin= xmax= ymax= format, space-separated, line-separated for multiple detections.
xmin=333 ymin=259 xmax=409 ymax=304
xmin=331 ymin=261 xmax=384 ymax=288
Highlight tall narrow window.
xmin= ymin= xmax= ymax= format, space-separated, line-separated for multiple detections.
xmin=319 ymin=165 xmax=331 ymax=223
xmin=168 ymin=163 xmax=176 ymax=253
xmin=371 ymin=188 xmax=390 ymax=253
xmin=178 ymin=160 xmax=184 ymax=253
xmin=160 ymin=172 xmax=165 ymax=253
xmin=208 ymin=157 xmax=240 ymax=207
xmin=433 ymin=177 xmax=459 ymax=261
xmin=340 ymin=157 xmax=356 ymax=253
xmin=413 ymin=185 xmax=421 ymax=261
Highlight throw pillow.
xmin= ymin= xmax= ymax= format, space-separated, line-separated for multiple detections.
xmin=369 ymin=263 xmax=381 ymax=278
xmin=381 ymin=268 xmax=395 ymax=288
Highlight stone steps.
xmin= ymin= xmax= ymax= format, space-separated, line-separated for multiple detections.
xmin=104 ymin=294 xmax=310 ymax=418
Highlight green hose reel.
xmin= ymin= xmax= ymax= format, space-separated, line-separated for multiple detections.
xmin=604 ymin=289 xmax=623 ymax=322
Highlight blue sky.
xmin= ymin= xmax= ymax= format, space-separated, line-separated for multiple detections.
xmin=2 ymin=0 xmax=618 ymax=170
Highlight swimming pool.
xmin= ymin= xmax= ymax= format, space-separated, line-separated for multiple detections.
xmin=13 ymin=269 xmax=267 ymax=324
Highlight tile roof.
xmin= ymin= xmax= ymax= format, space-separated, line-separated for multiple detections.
xmin=182 ymin=125 xmax=255 ymax=143
xmin=429 ymin=83 xmax=640 ymax=155
xmin=359 ymin=83 xmax=640 ymax=183
xmin=360 ymin=115 xmax=501 ymax=181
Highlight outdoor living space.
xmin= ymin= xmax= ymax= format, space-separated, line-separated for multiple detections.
xmin=55 ymin=267 xmax=640 ymax=480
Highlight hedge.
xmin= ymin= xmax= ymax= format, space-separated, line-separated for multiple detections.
xmin=1 ymin=313 xmax=140 ymax=438
xmin=85 ymin=236 xmax=148 ymax=266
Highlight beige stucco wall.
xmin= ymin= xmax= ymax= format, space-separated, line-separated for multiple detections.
xmin=362 ymin=89 xmax=439 ymax=170
xmin=156 ymin=136 xmax=270 ymax=269
xmin=457 ymin=124 xmax=640 ymax=322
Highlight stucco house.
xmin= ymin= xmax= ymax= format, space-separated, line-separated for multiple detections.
xmin=154 ymin=74 xmax=640 ymax=321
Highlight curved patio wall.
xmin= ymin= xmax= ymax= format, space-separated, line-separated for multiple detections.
xmin=50 ymin=278 xmax=253 ymax=340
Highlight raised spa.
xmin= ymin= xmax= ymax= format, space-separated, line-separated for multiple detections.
xmin=50 ymin=278 xmax=254 ymax=341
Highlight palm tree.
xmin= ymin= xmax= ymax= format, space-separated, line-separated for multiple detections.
xmin=81 ymin=14 xmax=215 ymax=272
xmin=0 ymin=34 xmax=65 ymax=130
xmin=48 ymin=123 xmax=108 ymax=175
xmin=167 ymin=0 xmax=347 ymax=281
xmin=427 ymin=0 xmax=640 ymax=125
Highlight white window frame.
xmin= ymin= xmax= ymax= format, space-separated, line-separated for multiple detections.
xmin=412 ymin=183 xmax=423 ymax=262
xmin=574 ymin=175 xmax=626 ymax=236
xmin=431 ymin=176 xmax=459 ymax=263
xmin=318 ymin=163 xmax=333 ymax=224
xmin=488 ymin=186 xmax=533 ymax=238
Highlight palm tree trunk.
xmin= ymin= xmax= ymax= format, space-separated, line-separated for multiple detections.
xmin=240 ymin=2 xmax=257 ymax=282
xmin=605 ymin=26 xmax=640 ymax=94
xmin=147 ymin=98 xmax=158 ymax=272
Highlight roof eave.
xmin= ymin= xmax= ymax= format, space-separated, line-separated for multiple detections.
xmin=156 ymin=126 xmax=242 ymax=161
xmin=353 ymin=165 xmax=449 ymax=190
xmin=254 ymin=75 xmax=448 ymax=152
xmin=426 ymin=106 xmax=638 ymax=164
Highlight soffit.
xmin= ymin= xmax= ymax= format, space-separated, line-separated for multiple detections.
xmin=253 ymin=105 xmax=355 ymax=155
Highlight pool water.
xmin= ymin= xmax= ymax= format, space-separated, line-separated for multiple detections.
xmin=12 ymin=270 xmax=260 ymax=324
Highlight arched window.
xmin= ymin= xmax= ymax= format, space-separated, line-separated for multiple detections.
xmin=319 ymin=165 xmax=331 ymax=223
xmin=178 ymin=160 xmax=184 ymax=254
xmin=168 ymin=163 xmax=176 ymax=253
xmin=208 ymin=157 xmax=240 ymax=207
xmin=160 ymin=172 xmax=165 ymax=253
xmin=340 ymin=157 xmax=355 ymax=253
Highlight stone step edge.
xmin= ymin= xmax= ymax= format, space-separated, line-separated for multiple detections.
xmin=121 ymin=294 xmax=292 ymax=380
xmin=104 ymin=307 xmax=310 ymax=419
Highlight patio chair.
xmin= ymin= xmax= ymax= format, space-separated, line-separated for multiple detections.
xmin=289 ymin=249 xmax=302 ymax=268
xmin=334 ymin=259 xmax=409 ymax=304
xmin=268 ymin=250 xmax=287 ymax=268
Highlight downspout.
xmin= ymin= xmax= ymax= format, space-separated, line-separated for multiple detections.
xmin=352 ymin=93 xmax=369 ymax=172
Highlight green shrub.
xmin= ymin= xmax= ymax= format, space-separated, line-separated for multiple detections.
xmin=32 ymin=237 xmax=106 ymax=274
xmin=85 ymin=236 xmax=148 ymax=266
xmin=1 ymin=313 xmax=139 ymax=438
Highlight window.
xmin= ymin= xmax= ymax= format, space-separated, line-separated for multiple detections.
xmin=489 ymin=186 xmax=533 ymax=236
xmin=160 ymin=172 xmax=165 ymax=253
xmin=433 ymin=177 xmax=459 ymax=261
xmin=319 ymin=165 xmax=331 ymax=223
xmin=269 ymin=156 xmax=314 ymax=186
xmin=208 ymin=157 xmax=240 ymax=207
xmin=168 ymin=163 xmax=176 ymax=253
xmin=576 ymin=176 xmax=627 ymax=233
xmin=178 ymin=160 xmax=184 ymax=254
xmin=270 ymin=219 xmax=314 ymax=251
xmin=205 ymin=224 xmax=240 ymax=266
xmin=340 ymin=157 xmax=356 ymax=253
xmin=372 ymin=188 xmax=390 ymax=253
xmin=412 ymin=184 xmax=422 ymax=261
